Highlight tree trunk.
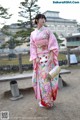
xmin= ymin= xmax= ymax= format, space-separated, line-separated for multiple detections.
xmin=18 ymin=53 xmax=22 ymax=73
xmin=29 ymin=9 xmax=32 ymax=28
xmin=67 ymin=48 xmax=70 ymax=66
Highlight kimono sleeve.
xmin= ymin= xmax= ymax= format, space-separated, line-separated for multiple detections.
xmin=30 ymin=34 xmax=37 ymax=61
xmin=48 ymin=30 xmax=59 ymax=65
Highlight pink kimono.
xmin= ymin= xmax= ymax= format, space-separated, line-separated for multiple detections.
xmin=30 ymin=26 xmax=59 ymax=108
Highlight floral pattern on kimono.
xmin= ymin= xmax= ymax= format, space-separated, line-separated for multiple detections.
xmin=30 ymin=26 xmax=59 ymax=108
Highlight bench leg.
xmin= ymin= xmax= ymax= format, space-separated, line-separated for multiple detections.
xmin=10 ymin=80 xmax=23 ymax=101
xmin=58 ymin=74 xmax=63 ymax=89
xmin=58 ymin=74 xmax=68 ymax=89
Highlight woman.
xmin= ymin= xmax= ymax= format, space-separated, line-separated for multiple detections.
xmin=30 ymin=14 xmax=59 ymax=108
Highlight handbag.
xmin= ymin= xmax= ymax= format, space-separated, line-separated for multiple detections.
xmin=47 ymin=65 xmax=61 ymax=80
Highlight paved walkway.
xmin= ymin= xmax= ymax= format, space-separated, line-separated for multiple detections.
xmin=0 ymin=69 xmax=80 ymax=120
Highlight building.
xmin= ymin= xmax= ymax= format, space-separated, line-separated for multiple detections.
xmin=43 ymin=11 xmax=79 ymax=37
xmin=1 ymin=23 xmax=29 ymax=35
xmin=0 ymin=11 xmax=80 ymax=51
xmin=0 ymin=22 xmax=30 ymax=44
xmin=77 ymin=23 xmax=80 ymax=32
xmin=66 ymin=33 xmax=80 ymax=48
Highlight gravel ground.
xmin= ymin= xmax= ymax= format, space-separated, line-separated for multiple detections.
xmin=0 ymin=69 xmax=80 ymax=120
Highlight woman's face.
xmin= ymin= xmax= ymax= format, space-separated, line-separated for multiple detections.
xmin=37 ymin=18 xmax=46 ymax=26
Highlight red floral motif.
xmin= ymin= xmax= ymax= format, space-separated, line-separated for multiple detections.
xmin=42 ymin=45 xmax=47 ymax=50
xmin=42 ymin=73 xmax=47 ymax=79
xmin=52 ymin=87 xmax=58 ymax=100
